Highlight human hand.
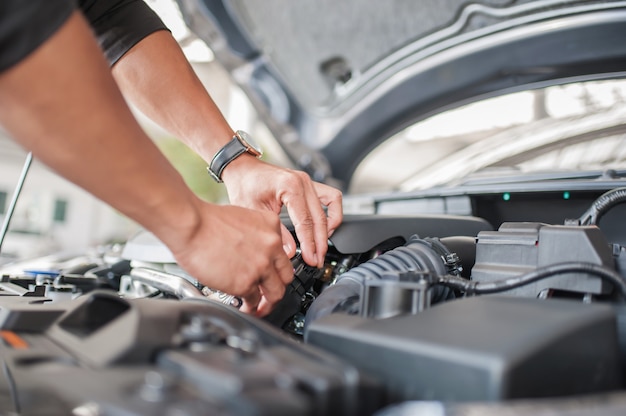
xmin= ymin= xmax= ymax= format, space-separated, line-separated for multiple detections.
xmin=169 ymin=202 xmax=294 ymax=317
xmin=222 ymin=156 xmax=343 ymax=268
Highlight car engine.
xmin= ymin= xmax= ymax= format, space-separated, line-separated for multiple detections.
xmin=2 ymin=185 xmax=626 ymax=415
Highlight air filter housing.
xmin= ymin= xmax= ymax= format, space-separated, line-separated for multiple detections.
xmin=305 ymin=296 xmax=622 ymax=403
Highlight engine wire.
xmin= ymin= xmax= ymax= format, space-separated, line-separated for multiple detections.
xmin=577 ymin=187 xmax=626 ymax=226
xmin=438 ymin=262 xmax=626 ymax=299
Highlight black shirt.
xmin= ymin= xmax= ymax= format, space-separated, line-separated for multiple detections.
xmin=0 ymin=0 xmax=168 ymax=72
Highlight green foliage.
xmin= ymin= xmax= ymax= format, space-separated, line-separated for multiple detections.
xmin=156 ymin=138 xmax=228 ymax=203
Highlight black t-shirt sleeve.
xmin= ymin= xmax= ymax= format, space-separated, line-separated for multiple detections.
xmin=79 ymin=0 xmax=169 ymax=65
xmin=0 ymin=0 xmax=75 ymax=72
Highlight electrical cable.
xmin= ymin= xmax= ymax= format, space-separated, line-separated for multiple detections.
xmin=437 ymin=262 xmax=626 ymax=298
xmin=577 ymin=187 xmax=626 ymax=226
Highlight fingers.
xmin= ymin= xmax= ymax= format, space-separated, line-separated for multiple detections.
xmin=314 ymin=182 xmax=343 ymax=237
xmin=255 ymin=297 xmax=273 ymax=317
xmin=240 ymin=287 xmax=261 ymax=315
xmin=239 ymin=268 xmax=288 ymax=316
xmin=286 ymin=209 xmax=323 ymax=268
xmin=243 ymin=252 xmax=292 ymax=317
xmin=274 ymin=246 xmax=296 ymax=285
xmin=256 ymin=275 xmax=290 ymax=317
xmin=287 ymin=177 xmax=343 ymax=268
xmin=281 ymin=172 xmax=329 ymax=268
xmin=305 ymin=179 xmax=330 ymax=268
xmin=280 ymin=223 xmax=297 ymax=258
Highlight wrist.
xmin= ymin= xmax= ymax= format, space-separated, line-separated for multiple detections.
xmin=208 ymin=130 xmax=263 ymax=183
xmin=220 ymin=151 xmax=263 ymax=183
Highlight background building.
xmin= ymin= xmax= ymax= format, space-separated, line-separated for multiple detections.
xmin=0 ymin=134 xmax=140 ymax=262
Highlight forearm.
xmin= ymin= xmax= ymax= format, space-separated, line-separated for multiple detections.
xmin=0 ymin=12 xmax=202 ymax=251
xmin=111 ymin=30 xmax=233 ymax=163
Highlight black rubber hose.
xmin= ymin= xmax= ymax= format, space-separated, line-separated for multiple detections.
xmin=578 ymin=187 xmax=626 ymax=225
xmin=438 ymin=262 xmax=626 ymax=298
xmin=305 ymin=236 xmax=456 ymax=328
xmin=303 ymin=280 xmax=363 ymax=329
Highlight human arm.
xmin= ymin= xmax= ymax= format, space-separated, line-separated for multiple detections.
xmin=0 ymin=10 xmax=292 ymax=316
xmin=109 ymin=28 xmax=343 ymax=268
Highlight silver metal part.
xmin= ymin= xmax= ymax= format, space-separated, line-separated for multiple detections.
xmin=201 ymin=287 xmax=243 ymax=308
xmin=129 ymin=267 xmax=243 ymax=308
xmin=129 ymin=267 xmax=204 ymax=299
xmin=0 ymin=152 xmax=32 ymax=254
xmin=360 ymin=271 xmax=433 ymax=319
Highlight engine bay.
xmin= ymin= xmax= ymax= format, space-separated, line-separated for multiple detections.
xmin=2 ymin=185 xmax=626 ymax=414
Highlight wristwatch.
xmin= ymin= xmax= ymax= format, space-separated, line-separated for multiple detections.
xmin=207 ymin=130 xmax=263 ymax=182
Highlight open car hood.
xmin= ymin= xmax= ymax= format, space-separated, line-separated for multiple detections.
xmin=176 ymin=0 xmax=626 ymax=188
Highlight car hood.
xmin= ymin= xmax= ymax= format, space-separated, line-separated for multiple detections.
xmin=176 ymin=0 xmax=626 ymax=188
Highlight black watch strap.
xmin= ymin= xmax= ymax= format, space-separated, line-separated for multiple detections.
xmin=208 ymin=136 xmax=247 ymax=183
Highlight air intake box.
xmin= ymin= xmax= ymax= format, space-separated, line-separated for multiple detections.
xmin=305 ymin=296 xmax=622 ymax=403
xmin=471 ymin=223 xmax=615 ymax=296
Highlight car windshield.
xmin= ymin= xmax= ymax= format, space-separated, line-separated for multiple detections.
xmin=349 ymin=78 xmax=626 ymax=194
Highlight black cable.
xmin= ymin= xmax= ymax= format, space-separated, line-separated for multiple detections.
xmin=578 ymin=187 xmax=626 ymax=226
xmin=437 ymin=262 xmax=626 ymax=298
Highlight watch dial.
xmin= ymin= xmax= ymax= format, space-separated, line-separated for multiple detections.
xmin=237 ymin=130 xmax=263 ymax=156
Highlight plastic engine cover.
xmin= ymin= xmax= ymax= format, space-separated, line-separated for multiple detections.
xmin=305 ymin=296 xmax=622 ymax=403
xmin=0 ymin=292 xmax=382 ymax=416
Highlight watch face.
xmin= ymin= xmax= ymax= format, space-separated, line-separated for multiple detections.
xmin=236 ymin=130 xmax=263 ymax=157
